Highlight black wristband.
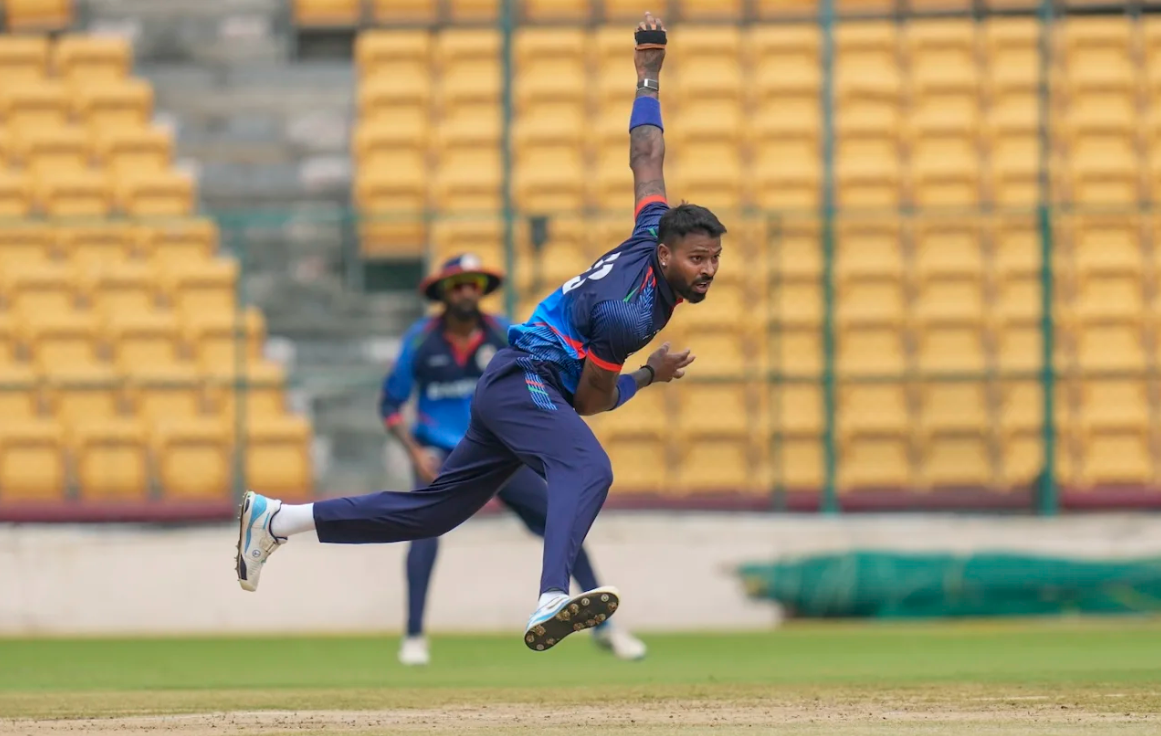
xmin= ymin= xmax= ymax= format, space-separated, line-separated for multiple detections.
xmin=640 ymin=363 xmax=655 ymax=385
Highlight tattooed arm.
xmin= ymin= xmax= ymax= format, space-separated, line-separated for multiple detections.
xmin=630 ymin=12 xmax=667 ymax=210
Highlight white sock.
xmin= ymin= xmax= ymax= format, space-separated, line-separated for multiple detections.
xmin=270 ymin=503 xmax=315 ymax=538
xmin=538 ymin=590 xmax=567 ymax=609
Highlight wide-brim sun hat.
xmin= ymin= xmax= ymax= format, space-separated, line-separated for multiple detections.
xmin=419 ymin=253 xmax=504 ymax=302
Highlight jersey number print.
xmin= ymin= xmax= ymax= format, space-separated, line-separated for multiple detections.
xmin=562 ymin=253 xmax=622 ymax=294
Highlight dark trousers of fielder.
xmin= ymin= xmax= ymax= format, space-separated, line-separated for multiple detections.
xmin=313 ymin=348 xmax=614 ymax=597
xmin=403 ymin=453 xmax=603 ymax=636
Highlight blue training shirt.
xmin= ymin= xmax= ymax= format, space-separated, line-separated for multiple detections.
xmin=508 ymin=198 xmax=679 ymax=400
xmin=380 ymin=313 xmax=510 ymax=451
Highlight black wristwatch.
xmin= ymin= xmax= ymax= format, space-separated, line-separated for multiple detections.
xmin=640 ymin=363 xmax=656 ymax=385
xmin=637 ymin=79 xmax=659 ymax=93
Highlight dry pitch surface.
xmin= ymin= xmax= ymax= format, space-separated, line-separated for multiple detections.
xmin=1 ymin=622 xmax=1160 ymax=735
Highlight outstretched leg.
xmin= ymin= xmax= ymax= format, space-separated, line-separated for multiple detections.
xmin=235 ymin=421 xmax=521 ymax=592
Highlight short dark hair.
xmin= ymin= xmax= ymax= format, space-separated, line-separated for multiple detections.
xmin=657 ymin=203 xmax=727 ymax=247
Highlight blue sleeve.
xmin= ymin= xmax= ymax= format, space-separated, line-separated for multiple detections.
xmin=632 ymin=198 xmax=669 ymax=240
xmin=585 ymin=299 xmax=650 ymax=372
xmin=380 ymin=323 xmax=423 ymax=426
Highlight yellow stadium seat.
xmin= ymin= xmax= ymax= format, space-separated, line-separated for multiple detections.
xmin=598 ymin=384 xmax=668 ymax=440
xmin=674 ymin=34 xmax=743 ymax=106
xmin=85 ymin=261 xmax=157 ymax=316
xmin=1073 ymin=316 xmax=1146 ymax=374
xmin=602 ymin=0 xmax=669 ymax=19
xmin=918 ymin=381 xmax=992 ymax=488
xmin=836 ymin=318 xmax=906 ymax=378
xmin=431 ymin=218 xmax=502 ymax=259
xmin=439 ymin=64 xmax=500 ymax=112
xmin=206 ymin=360 xmax=289 ymax=419
xmin=355 ymin=161 xmax=426 ymax=258
xmin=839 ymin=383 xmax=909 ymax=435
xmin=56 ymin=223 xmax=133 ymax=269
xmin=592 ymin=152 xmax=635 ymax=213
xmin=295 ymin=0 xmax=362 ymax=26
xmin=92 ymin=124 xmax=172 ymax=176
xmin=0 ymin=35 xmax=49 ymax=80
xmin=998 ymin=379 xmax=1070 ymax=437
xmin=766 ymin=324 xmax=822 ymax=378
xmin=912 ymin=217 xmax=984 ymax=279
xmin=1064 ymin=155 xmax=1140 ymax=207
xmin=12 ymin=124 xmax=89 ymax=174
xmin=515 ymin=66 xmax=586 ymax=112
xmin=538 ymin=241 xmax=589 ymax=287
xmin=0 ymin=420 xmax=66 ymax=501
xmin=1 ymin=261 xmax=77 ymax=314
xmin=770 ymin=382 xmax=824 ymax=436
xmin=45 ymin=363 xmax=122 ymax=426
xmin=53 ymin=35 xmax=131 ymax=82
xmin=840 ymin=428 xmax=911 ymax=489
xmin=354 ymin=29 xmax=429 ymax=80
xmin=436 ymin=28 xmax=499 ymax=68
xmin=354 ymin=113 xmax=428 ymax=158
xmin=679 ymin=329 xmax=748 ymax=379
xmin=606 ymin=438 xmax=668 ymax=494
xmin=675 ymin=383 xmax=751 ymax=440
xmin=5 ymin=0 xmax=73 ymax=31
xmin=0 ymin=126 xmax=11 ymax=162
xmin=994 ymin=313 xmax=1044 ymax=374
xmin=749 ymin=25 xmax=819 ymax=112
xmin=836 ymin=275 xmax=904 ymax=323
xmin=433 ymin=150 xmax=501 ymax=212
xmin=74 ymin=79 xmax=153 ymax=129
xmin=370 ymin=0 xmax=436 ymax=23
xmin=0 ymin=313 xmax=20 ymax=364
xmin=36 ymin=169 xmax=111 ymax=217
xmin=1068 ymin=214 xmax=1142 ymax=276
xmin=107 ymin=311 xmax=183 ymax=370
xmin=358 ymin=73 xmax=430 ymax=119
xmin=435 ymin=106 xmax=500 ymax=153
xmin=991 ymin=214 xmax=1040 ymax=279
xmin=835 ymin=152 xmax=902 ymax=210
xmin=0 ymin=169 xmax=32 ymax=217
xmin=677 ymin=440 xmax=754 ymax=496
xmin=671 ymin=105 xmax=743 ymax=151
xmin=0 ymin=222 xmax=55 ymax=267
xmin=244 ymin=415 xmax=313 ymax=496
xmin=24 ymin=311 xmax=101 ymax=368
xmin=447 ymin=0 xmax=498 ymax=19
xmin=680 ymin=0 xmax=742 ymax=19
xmin=0 ymin=365 xmax=39 ymax=423
xmin=0 ymin=80 xmax=69 ymax=128
xmin=521 ymin=0 xmax=587 ymax=19
xmin=152 ymin=418 xmax=231 ymax=500
xmin=72 ymin=418 xmax=149 ymax=501
xmin=513 ymin=107 xmax=585 ymax=151
xmin=114 ymin=170 xmax=194 ymax=217
xmin=130 ymin=363 xmax=203 ymax=423
xmin=679 ymin=285 xmax=750 ymax=337
xmin=916 ymin=315 xmax=987 ymax=377
xmin=764 ymin=432 xmax=824 ymax=490
xmin=514 ymin=29 xmax=585 ymax=68
xmin=772 ymin=278 xmax=822 ymax=328
xmin=517 ymin=148 xmax=589 ymax=214
xmin=137 ymin=219 xmax=218 ymax=266
xmin=908 ymin=110 xmax=982 ymax=208
xmin=1070 ymin=270 xmax=1142 ymax=321
xmin=835 ymin=22 xmax=902 ymax=99
xmin=1076 ymin=378 xmax=1151 ymax=487
xmin=914 ymin=273 xmax=984 ymax=323
xmin=185 ymin=306 xmax=266 ymax=371
xmin=159 ymin=259 xmax=237 ymax=315
xmin=907 ymin=20 xmax=980 ymax=113
xmin=669 ymin=144 xmax=744 ymax=212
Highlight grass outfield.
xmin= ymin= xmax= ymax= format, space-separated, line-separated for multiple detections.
xmin=1 ymin=620 xmax=1160 ymax=734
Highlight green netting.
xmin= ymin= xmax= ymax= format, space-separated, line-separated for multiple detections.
xmin=738 ymin=552 xmax=1161 ymax=618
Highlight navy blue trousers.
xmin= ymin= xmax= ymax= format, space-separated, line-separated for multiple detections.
xmin=314 ymin=348 xmax=614 ymax=597
xmin=403 ymin=454 xmax=602 ymax=636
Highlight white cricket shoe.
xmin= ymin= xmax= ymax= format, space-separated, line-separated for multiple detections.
xmin=398 ymin=636 xmax=430 ymax=666
xmin=235 ymin=491 xmax=285 ymax=592
xmin=593 ymin=624 xmax=647 ymax=661
xmin=523 ymin=586 xmax=620 ymax=652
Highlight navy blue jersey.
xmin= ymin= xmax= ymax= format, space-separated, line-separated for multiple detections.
xmin=508 ymin=198 xmax=679 ymax=400
xmin=380 ymin=313 xmax=510 ymax=451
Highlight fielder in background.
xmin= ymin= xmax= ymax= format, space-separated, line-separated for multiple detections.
xmin=379 ymin=254 xmax=646 ymax=665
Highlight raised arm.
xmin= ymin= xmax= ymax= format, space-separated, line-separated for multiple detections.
xmin=630 ymin=12 xmax=667 ymax=211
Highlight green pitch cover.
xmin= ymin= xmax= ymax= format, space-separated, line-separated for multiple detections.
xmin=737 ymin=552 xmax=1161 ymax=618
